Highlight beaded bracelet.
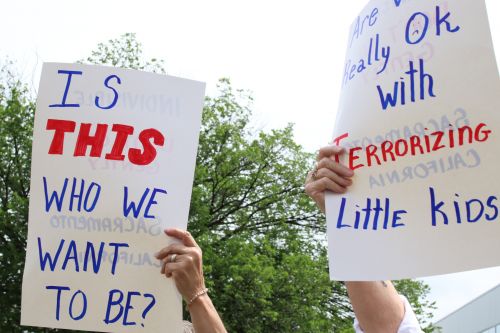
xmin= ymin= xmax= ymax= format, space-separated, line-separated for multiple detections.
xmin=188 ymin=288 xmax=209 ymax=305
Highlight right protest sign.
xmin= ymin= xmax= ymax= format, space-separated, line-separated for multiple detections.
xmin=326 ymin=0 xmax=500 ymax=280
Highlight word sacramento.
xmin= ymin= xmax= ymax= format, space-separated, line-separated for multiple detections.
xmin=336 ymin=123 xmax=491 ymax=170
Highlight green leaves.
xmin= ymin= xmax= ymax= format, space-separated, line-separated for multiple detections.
xmin=0 ymin=65 xmax=35 ymax=332
xmin=81 ymin=33 xmax=166 ymax=74
xmin=393 ymin=279 xmax=437 ymax=332
xmin=191 ymin=78 xmax=322 ymax=241
xmin=198 ymin=231 xmax=351 ymax=332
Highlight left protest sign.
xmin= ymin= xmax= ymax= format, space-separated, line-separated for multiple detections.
xmin=20 ymin=63 xmax=205 ymax=332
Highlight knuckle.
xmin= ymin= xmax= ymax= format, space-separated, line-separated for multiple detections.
xmin=305 ymin=171 xmax=313 ymax=182
xmin=316 ymin=151 xmax=323 ymax=161
xmin=316 ymin=168 xmax=329 ymax=179
xmin=326 ymin=158 xmax=338 ymax=168
xmin=317 ymin=158 xmax=327 ymax=169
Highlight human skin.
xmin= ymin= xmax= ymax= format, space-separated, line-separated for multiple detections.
xmin=155 ymin=228 xmax=227 ymax=333
xmin=304 ymin=145 xmax=405 ymax=333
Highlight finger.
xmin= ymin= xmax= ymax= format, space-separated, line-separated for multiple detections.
xmin=164 ymin=228 xmax=186 ymax=242
xmin=155 ymin=244 xmax=190 ymax=260
xmin=305 ymin=170 xmax=315 ymax=185
xmin=317 ymin=145 xmax=345 ymax=161
xmin=313 ymin=192 xmax=325 ymax=212
xmin=317 ymin=157 xmax=354 ymax=178
xmin=165 ymin=228 xmax=198 ymax=248
xmin=305 ymin=177 xmax=348 ymax=195
xmin=160 ymin=257 xmax=181 ymax=275
xmin=315 ymin=168 xmax=353 ymax=188
xmin=161 ymin=258 xmax=186 ymax=277
xmin=161 ymin=259 xmax=167 ymax=275
xmin=163 ymin=262 xmax=183 ymax=277
xmin=169 ymin=253 xmax=197 ymax=266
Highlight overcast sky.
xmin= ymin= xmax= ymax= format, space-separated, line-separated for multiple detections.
xmin=2 ymin=0 xmax=500 ymax=322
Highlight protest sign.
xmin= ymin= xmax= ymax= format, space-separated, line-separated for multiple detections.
xmin=21 ymin=63 xmax=205 ymax=332
xmin=326 ymin=0 xmax=500 ymax=280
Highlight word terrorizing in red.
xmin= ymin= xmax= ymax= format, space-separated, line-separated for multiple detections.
xmin=334 ymin=122 xmax=492 ymax=170
xmin=46 ymin=119 xmax=165 ymax=166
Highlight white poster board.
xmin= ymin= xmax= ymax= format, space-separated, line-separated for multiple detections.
xmin=326 ymin=0 xmax=500 ymax=280
xmin=21 ymin=63 xmax=205 ymax=332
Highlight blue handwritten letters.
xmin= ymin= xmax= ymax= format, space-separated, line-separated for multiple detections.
xmin=335 ymin=197 xmax=407 ymax=230
xmin=429 ymin=187 xmax=499 ymax=226
xmin=327 ymin=0 xmax=500 ymax=280
xmin=377 ymin=59 xmax=436 ymax=110
xmin=22 ymin=63 xmax=205 ymax=331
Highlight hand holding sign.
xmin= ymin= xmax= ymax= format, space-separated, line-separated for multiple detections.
xmin=156 ymin=229 xmax=227 ymax=333
xmin=304 ymin=145 xmax=354 ymax=213
xmin=156 ymin=229 xmax=205 ymax=302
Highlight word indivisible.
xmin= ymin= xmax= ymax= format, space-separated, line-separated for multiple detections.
xmin=47 ymin=70 xmax=165 ymax=166
xmin=333 ymin=122 xmax=491 ymax=171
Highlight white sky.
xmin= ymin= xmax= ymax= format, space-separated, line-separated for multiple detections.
xmin=2 ymin=0 xmax=499 ymax=323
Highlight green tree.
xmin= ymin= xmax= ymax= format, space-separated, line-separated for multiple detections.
xmin=0 ymin=62 xmax=34 ymax=332
xmin=393 ymin=279 xmax=436 ymax=332
xmin=82 ymin=32 xmax=165 ymax=74
xmin=182 ymin=73 xmax=352 ymax=332
xmin=190 ymin=77 xmax=323 ymax=238
xmin=0 ymin=33 xmax=436 ymax=332
xmin=199 ymin=230 xmax=353 ymax=332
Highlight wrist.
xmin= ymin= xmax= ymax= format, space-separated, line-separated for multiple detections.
xmin=187 ymin=287 xmax=209 ymax=306
xmin=187 ymin=292 xmax=211 ymax=310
